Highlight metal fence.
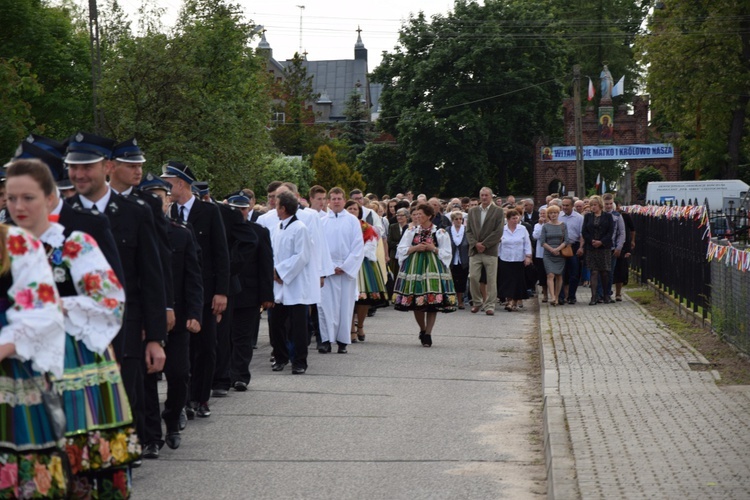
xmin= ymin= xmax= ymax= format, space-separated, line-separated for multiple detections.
xmin=710 ymin=241 xmax=750 ymax=354
xmin=628 ymin=206 xmax=711 ymax=319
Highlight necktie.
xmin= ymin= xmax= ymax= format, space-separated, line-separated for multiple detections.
xmin=179 ymin=206 xmax=186 ymax=221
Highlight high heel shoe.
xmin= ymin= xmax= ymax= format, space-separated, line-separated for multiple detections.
xmin=422 ymin=334 xmax=432 ymax=347
xmin=550 ymin=300 xmax=557 ymax=307
xmin=418 ymin=331 xmax=426 ymax=344
xmin=357 ymin=328 xmax=365 ymax=342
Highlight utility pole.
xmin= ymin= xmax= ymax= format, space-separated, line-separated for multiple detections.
xmin=88 ymin=0 xmax=102 ymax=133
xmin=573 ymin=65 xmax=585 ymax=196
xmin=296 ymin=5 xmax=305 ymax=54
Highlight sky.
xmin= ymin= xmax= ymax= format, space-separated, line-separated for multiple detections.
xmin=103 ymin=0 xmax=459 ymax=70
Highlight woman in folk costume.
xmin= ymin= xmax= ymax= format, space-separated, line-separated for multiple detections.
xmin=393 ymin=203 xmax=457 ymax=347
xmin=6 ymin=159 xmax=138 ymax=499
xmin=345 ymin=201 xmax=388 ymax=342
xmin=0 ymin=223 xmax=69 ymax=498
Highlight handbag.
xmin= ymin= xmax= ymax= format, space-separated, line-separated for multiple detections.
xmin=561 ymin=245 xmax=574 ymax=258
xmin=21 ymin=363 xmax=67 ymax=441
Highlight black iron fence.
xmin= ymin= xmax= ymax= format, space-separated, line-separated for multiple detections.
xmin=625 ymin=205 xmax=711 ymax=319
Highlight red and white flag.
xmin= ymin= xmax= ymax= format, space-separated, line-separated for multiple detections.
xmin=595 ymin=173 xmax=601 ymax=191
xmin=587 ymin=77 xmax=595 ymax=101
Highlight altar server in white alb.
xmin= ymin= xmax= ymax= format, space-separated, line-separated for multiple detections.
xmin=318 ymin=187 xmax=364 ymax=353
xmin=269 ymin=191 xmax=316 ymax=374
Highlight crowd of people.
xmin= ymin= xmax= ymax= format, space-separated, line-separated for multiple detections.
xmin=0 ymin=131 xmax=634 ymax=498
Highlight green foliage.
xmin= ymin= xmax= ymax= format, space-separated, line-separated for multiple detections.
xmin=339 ymin=91 xmax=371 ymax=163
xmin=270 ymin=53 xmax=324 ymax=156
xmin=0 ymin=59 xmax=42 ymax=154
xmin=312 ymin=145 xmax=365 ymax=193
xmin=636 ymin=0 xmax=750 ymax=179
xmin=249 ymin=155 xmax=316 ymax=199
xmin=97 ymin=0 xmax=273 ymax=195
xmin=0 ymin=0 xmax=91 ymax=158
xmin=355 ymin=143 xmax=409 ymax=196
xmin=372 ymin=0 xmax=569 ymax=197
xmin=634 ymin=165 xmax=665 ymax=194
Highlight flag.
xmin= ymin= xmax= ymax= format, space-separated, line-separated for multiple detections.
xmin=595 ymin=173 xmax=601 ymax=191
xmin=587 ymin=77 xmax=595 ymax=101
xmin=601 ymin=177 xmax=607 ymax=195
xmin=612 ymin=76 xmax=625 ymax=97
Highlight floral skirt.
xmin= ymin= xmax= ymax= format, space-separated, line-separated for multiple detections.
xmin=0 ymin=358 xmax=70 ymax=499
xmin=55 ymin=335 xmax=139 ymax=498
xmin=357 ymin=258 xmax=389 ymax=307
xmin=393 ymin=252 xmax=457 ymax=312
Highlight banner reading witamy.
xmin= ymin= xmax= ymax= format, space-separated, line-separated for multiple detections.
xmin=540 ymin=143 xmax=674 ymax=162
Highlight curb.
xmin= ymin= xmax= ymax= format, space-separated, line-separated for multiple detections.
xmin=538 ymin=296 xmax=580 ymax=499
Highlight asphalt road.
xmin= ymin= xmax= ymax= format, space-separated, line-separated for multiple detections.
xmin=134 ymin=301 xmax=546 ymax=499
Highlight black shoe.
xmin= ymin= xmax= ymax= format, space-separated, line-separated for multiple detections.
xmin=269 ymin=356 xmax=275 ymax=363
xmin=233 ymin=381 xmax=248 ymax=392
xmin=131 ymin=458 xmax=142 ymax=468
xmin=292 ymin=366 xmax=306 ymax=374
xmin=165 ymin=432 xmax=181 ymax=450
xmin=178 ymin=408 xmax=188 ymax=430
xmin=418 ymin=331 xmax=426 ymax=343
xmin=589 ymin=299 xmax=597 ymax=306
xmin=185 ymin=403 xmax=196 ymax=421
xmin=272 ymin=361 xmax=287 ymax=371
xmin=212 ymin=389 xmax=228 ymax=398
xmin=337 ymin=342 xmax=348 ymax=354
xmin=196 ymin=402 xmax=211 ymax=418
xmin=143 ymin=443 xmax=160 ymax=459
xmin=422 ymin=334 xmax=432 ymax=347
xmin=568 ymin=298 xmax=577 ymax=305
xmin=318 ymin=341 xmax=331 ymax=354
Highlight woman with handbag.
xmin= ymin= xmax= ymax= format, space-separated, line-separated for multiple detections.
xmin=539 ymin=205 xmax=569 ymax=306
xmin=0 ymin=219 xmax=69 ymax=497
xmin=6 ymin=159 xmax=137 ymax=498
xmin=582 ymin=195 xmax=615 ymax=305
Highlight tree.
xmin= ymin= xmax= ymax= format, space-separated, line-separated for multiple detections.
xmin=312 ymin=145 xmax=364 ymax=193
xmin=0 ymin=0 xmax=91 ymax=157
xmin=97 ymin=0 xmax=274 ymax=195
xmin=372 ymin=0 xmax=569 ymax=196
xmin=355 ymin=142 xmax=409 ymax=196
xmin=0 ymin=59 xmax=42 ymax=155
xmin=248 ymin=154 xmax=316 ymax=200
xmin=339 ymin=90 xmax=371 ymax=164
xmin=634 ymin=165 xmax=664 ymax=195
xmin=269 ymin=53 xmax=325 ymax=156
xmin=636 ymin=0 xmax=750 ymax=179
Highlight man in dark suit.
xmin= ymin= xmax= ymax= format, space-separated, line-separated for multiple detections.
xmin=109 ymin=139 xmax=175 ymax=333
xmin=139 ymin=174 xmax=203 ymax=453
xmin=523 ymin=198 xmax=539 ymax=226
xmin=65 ymin=132 xmax=167 ymax=459
xmin=241 ymin=188 xmax=260 ymax=222
xmin=223 ymin=194 xmax=274 ymax=390
xmin=162 ymin=161 xmax=230 ymax=419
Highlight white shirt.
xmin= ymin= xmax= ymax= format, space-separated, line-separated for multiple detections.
xmin=321 ymin=210 xmax=364 ymax=279
xmin=80 ymin=187 xmax=114 ymax=212
xmin=176 ymin=195 xmax=196 ymax=222
xmin=499 ymin=224 xmax=532 ymax=262
xmin=396 ymin=225 xmax=452 ymax=268
xmin=271 ymin=217 xmax=316 ymax=305
xmin=450 ymin=225 xmax=465 ymax=265
xmin=479 ymin=203 xmax=491 ymax=227
xmin=532 ymin=223 xmax=545 ymax=258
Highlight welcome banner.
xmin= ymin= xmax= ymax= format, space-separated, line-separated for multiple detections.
xmin=540 ymin=143 xmax=674 ymax=161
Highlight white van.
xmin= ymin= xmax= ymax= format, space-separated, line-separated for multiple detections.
xmin=645 ymin=180 xmax=749 ymax=210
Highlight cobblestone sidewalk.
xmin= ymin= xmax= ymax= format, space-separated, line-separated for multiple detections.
xmin=540 ymin=293 xmax=750 ymax=499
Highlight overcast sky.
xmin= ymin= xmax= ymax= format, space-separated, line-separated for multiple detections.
xmin=105 ymin=0 xmax=458 ymax=70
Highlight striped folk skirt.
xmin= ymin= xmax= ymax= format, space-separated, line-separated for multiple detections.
xmin=357 ymin=258 xmax=389 ymax=308
xmin=393 ymin=251 xmax=457 ymax=313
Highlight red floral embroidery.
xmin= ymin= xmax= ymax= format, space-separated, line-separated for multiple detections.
xmin=83 ymin=233 xmax=98 ymax=246
xmin=102 ymin=298 xmax=119 ymax=309
xmin=106 ymin=269 xmax=122 ymax=289
xmin=112 ymin=469 xmax=128 ymax=496
xmin=7 ymin=235 xmax=28 ymax=255
xmin=15 ymin=289 xmax=34 ymax=309
xmin=37 ymin=283 xmax=57 ymax=304
xmin=83 ymin=273 xmax=102 ymax=294
xmin=62 ymin=240 xmax=83 ymax=259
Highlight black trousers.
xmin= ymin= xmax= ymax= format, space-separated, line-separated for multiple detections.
xmin=230 ymin=305 xmax=261 ymax=385
xmin=121 ymin=356 xmax=145 ymax=445
xmin=212 ymin=295 xmax=236 ymax=391
xmin=190 ymin=303 xmax=217 ymax=403
xmin=144 ymin=328 xmax=190 ymax=442
xmin=269 ymin=303 xmax=308 ymax=370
